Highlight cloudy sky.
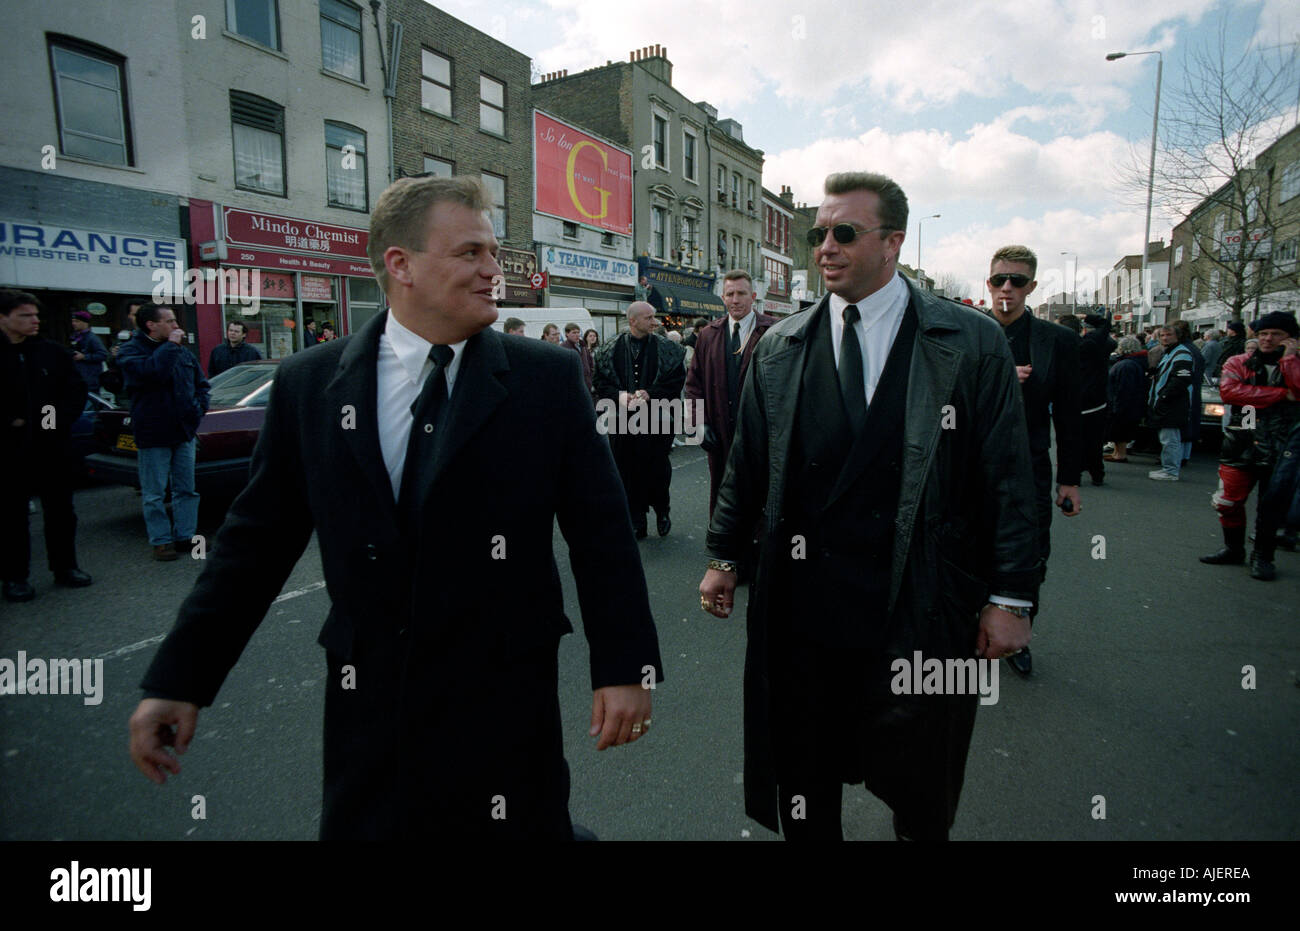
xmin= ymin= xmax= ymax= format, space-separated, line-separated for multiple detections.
xmin=431 ymin=0 xmax=1299 ymax=301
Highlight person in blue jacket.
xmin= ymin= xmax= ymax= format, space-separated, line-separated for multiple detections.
xmin=117 ymin=304 xmax=210 ymax=561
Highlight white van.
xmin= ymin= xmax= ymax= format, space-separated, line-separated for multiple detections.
xmin=491 ymin=307 xmax=597 ymax=341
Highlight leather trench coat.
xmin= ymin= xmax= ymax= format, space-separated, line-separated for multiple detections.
xmin=705 ymin=281 xmax=1041 ymax=831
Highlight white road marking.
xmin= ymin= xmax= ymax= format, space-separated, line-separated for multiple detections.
xmin=97 ymin=581 xmax=328 ymax=660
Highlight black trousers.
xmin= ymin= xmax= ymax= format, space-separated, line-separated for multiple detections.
xmin=1032 ymin=455 xmax=1053 ymax=589
xmin=610 ymin=432 xmax=673 ymax=525
xmin=0 ymin=453 xmax=79 ymax=582
xmin=1081 ymin=409 xmax=1109 ymax=482
xmin=771 ymin=640 xmax=979 ymax=841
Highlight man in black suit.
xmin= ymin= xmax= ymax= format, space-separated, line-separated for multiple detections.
xmin=593 ymin=303 xmax=686 ymax=538
xmin=700 ymin=173 xmax=1040 ymax=840
xmin=128 ymin=176 xmax=663 ymax=839
xmin=987 ymin=245 xmax=1083 ymax=677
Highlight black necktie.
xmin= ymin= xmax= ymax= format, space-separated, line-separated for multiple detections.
xmin=399 ymin=344 xmax=454 ymax=509
xmin=726 ymin=321 xmax=742 ymax=422
xmin=839 ymin=304 xmax=867 ymax=433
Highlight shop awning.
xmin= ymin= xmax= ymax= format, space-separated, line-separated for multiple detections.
xmin=653 ymin=281 xmax=725 ymax=317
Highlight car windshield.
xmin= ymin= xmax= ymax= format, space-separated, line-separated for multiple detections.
xmin=207 ymin=365 xmax=276 ymax=408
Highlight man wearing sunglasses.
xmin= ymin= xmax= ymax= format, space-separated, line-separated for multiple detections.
xmin=986 ymin=246 xmax=1083 ymax=678
xmin=699 ymin=172 xmax=1040 ymax=840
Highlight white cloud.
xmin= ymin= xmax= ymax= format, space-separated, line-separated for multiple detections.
xmin=531 ymin=0 xmax=1219 ymax=113
xmin=763 ymin=116 xmax=1130 ymax=211
xmin=926 ymin=209 xmax=1149 ymax=300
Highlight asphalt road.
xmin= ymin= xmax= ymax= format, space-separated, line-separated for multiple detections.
xmin=1 ymin=443 xmax=1297 ymax=841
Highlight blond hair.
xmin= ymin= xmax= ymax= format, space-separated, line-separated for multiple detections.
xmin=990 ymin=245 xmax=1038 ymax=278
xmin=367 ymin=176 xmax=491 ymax=293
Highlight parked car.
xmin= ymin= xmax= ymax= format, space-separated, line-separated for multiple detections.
xmin=69 ymin=391 xmax=119 ymax=477
xmin=1200 ymin=375 xmax=1225 ymax=446
xmin=83 ymin=360 xmax=278 ymax=502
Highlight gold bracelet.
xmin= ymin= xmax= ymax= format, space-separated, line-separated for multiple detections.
xmin=707 ymin=559 xmax=738 ymax=573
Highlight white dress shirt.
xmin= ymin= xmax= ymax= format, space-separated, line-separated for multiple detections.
xmin=828 ymin=272 xmax=909 ymax=406
xmin=377 ymin=311 xmax=467 ymax=500
xmin=727 ymin=308 xmax=758 ymax=350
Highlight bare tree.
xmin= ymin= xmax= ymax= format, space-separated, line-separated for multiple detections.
xmin=933 ymin=271 xmax=970 ymax=300
xmin=1119 ymin=22 xmax=1299 ymax=321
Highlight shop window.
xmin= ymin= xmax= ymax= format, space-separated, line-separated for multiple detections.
xmin=302 ymin=275 xmax=340 ymax=349
xmin=482 ymin=172 xmax=507 ymax=238
xmin=225 ymin=270 xmax=295 ymax=359
xmin=325 ymin=121 xmax=367 ymax=211
xmin=226 ymin=0 xmax=280 ymax=50
xmin=422 ymin=49 xmax=452 ymax=117
xmin=48 ymin=37 xmax=132 ymax=166
xmin=231 ymin=90 xmax=285 ymax=195
xmin=320 ymin=0 xmax=362 ymax=80
xmin=348 ymin=277 xmax=384 ymax=333
xmin=480 ymin=75 xmax=505 ymax=135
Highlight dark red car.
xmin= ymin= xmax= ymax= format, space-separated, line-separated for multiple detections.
xmin=84 ymin=359 xmax=278 ymax=503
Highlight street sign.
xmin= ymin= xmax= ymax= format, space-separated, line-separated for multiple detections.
xmin=530 ymin=272 xmax=546 ymax=289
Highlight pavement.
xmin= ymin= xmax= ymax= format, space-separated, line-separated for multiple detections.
xmin=1 ymin=442 xmax=1297 ymax=840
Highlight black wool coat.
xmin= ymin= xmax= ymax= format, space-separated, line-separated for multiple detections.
xmin=141 ymin=312 xmax=663 ymax=839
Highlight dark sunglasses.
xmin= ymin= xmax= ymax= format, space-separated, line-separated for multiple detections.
xmin=989 ymin=273 xmax=1032 ymax=288
xmin=806 ymin=223 xmax=892 ymax=246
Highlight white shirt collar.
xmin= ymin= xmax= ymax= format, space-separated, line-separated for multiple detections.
xmin=827 ymin=271 xmax=908 ymax=332
xmin=726 ymin=309 xmax=757 ymax=344
xmin=383 ymin=310 xmax=467 ymax=393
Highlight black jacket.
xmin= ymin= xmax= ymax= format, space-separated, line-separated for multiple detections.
xmin=992 ymin=313 xmax=1083 ymax=485
xmin=1078 ymin=329 xmax=1116 ymax=410
xmin=116 ymin=332 xmax=210 ymax=448
xmin=592 ymin=330 xmax=686 ymax=402
xmin=707 ymin=279 xmax=1040 ymax=831
xmin=1 ymin=335 xmax=86 ymax=459
xmin=139 ymin=313 xmax=663 ymax=839
xmin=208 ymin=340 xmax=262 ymax=377
xmin=1107 ymin=353 xmax=1147 ymax=423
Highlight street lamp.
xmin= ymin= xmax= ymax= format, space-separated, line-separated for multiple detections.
xmin=917 ymin=214 xmax=940 ymax=287
xmin=1060 ymin=250 xmax=1078 ymax=314
xmin=1107 ymin=49 xmax=1163 ymax=327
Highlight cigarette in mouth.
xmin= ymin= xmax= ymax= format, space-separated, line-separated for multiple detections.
xmin=1001 ymin=299 xmax=1007 ymax=314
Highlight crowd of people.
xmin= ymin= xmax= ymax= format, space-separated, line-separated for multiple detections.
xmin=1046 ymin=310 xmax=1300 ymax=581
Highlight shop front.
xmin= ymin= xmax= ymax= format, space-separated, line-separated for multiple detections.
xmin=187 ymin=201 xmax=381 ymax=368
xmin=540 ymin=244 xmax=636 ymax=340
xmin=496 ymin=247 xmax=544 ymax=309
xmin=0 ymin=217 xmax=186 ymax=354
xmin=639 ymin=259 xmax=723 ymax=330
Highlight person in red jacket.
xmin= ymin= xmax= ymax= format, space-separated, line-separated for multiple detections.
xmin=1201 ymin=312 xmax=1300 ymax=580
